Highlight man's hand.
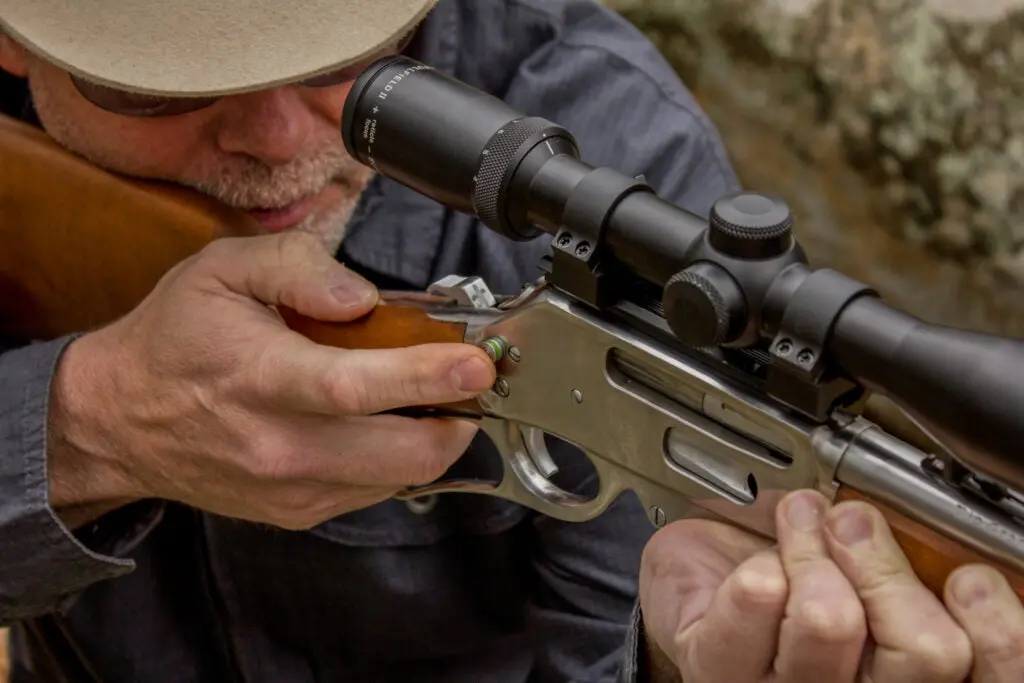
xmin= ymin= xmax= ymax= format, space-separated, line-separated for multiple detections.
xmin=46 ymin=231 xmax=497 ymax=529
xmin=639 ymin=489 xmax=1024 ymax=683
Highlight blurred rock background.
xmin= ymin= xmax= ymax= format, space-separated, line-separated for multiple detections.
xmin=0 ymin=1 xmax=1021 ymax=678
xmin=602 ymin=0 xmax=1023 ymax=442
xmin=604 ymin=0 xmax=1023 ymax=323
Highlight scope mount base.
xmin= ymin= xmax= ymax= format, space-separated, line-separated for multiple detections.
xmin=544 ymin=169 xmax=654 ymax=309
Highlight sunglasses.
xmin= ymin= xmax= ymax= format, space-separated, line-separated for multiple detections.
xmin=70 ymin=30 xmax=416 ymax=118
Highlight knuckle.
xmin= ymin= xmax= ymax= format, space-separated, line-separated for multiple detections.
xmin=272 ymin=515 xmax=313 ymax=532
xmin=639 ymin=538 xmax=676 ymax=584
xmin=377 ymin=372 xmax=419 ymax=407
xmin=641 ymin=522 xmax=763 ymax=583
xmin=160 ymin=254 xmax=200 ymax=286
xmin=197 ymin=236 xmax=242 ymax=267
xmin=970 ymin=623 xmax=1024 ymax=670
xmin=328 ymin=354 xmax=445 ymax=414
xmin=404 ymin=453 xmax=449 ymax=487
xmin=404 ymin=427 xmax=461 ymax=485
xmin=379 ymin=355 xmax=444 ymax=406
xmin=268 ymin=488 xmax=327 ymax=531
xmin=272 ymin=233 xmax=323 ymax=304
xmin=854 ymin=555 xmax=908 ymax=599
xmin=325 ymin=364 xmax=376 ymax=414
xmin=274 ymin=229 xmax=323 ymax=266
xmin=245 ymin=436 xmax=297 ymax=482
xmin=250 ymin=346 xmax=285 ymax=400
xmin=403 ymin=365 xmax=443 ymax=403
xmin=906 ymin=630 xmax=972 ymax=682
xmin=731 ymin=555 xmax=788 ymax=608
xmin=792 ymin=597 xmax=866 ymax=645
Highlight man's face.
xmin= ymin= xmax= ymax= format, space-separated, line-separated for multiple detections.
xmin=0 ymin=37 xmax=374 ymax=254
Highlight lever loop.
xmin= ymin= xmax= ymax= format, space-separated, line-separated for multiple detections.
xmin=395 ymin=417 xmax=624 ymax=523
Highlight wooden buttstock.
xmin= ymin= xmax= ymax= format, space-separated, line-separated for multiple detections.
xmin=834 ymin=485 xmax=1024 ymax=603
xmin=0 ymin=114 xmax=261 ymax=340
xmin=0 ymin=113 xmax=471 ymax=359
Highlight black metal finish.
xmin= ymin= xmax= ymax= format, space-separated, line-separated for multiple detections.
xmin=662 ymin=262 xmax=745 ymax=348
xmin=341 ymin=55 xmax=1024 ymax=485
xmin=708 ymin=192 xmax=793 ymax=260
xmin=341 ymin=57 xmax=575 ymax=239
xmin=546 ymin=168 xmax=654 ymax=307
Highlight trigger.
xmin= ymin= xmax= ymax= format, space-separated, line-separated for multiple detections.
xmin=523 ymin=427 xmax=560 ymax=478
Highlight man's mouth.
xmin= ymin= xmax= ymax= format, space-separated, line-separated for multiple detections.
xmin=245 ymin=194 xmax=317 ymax=232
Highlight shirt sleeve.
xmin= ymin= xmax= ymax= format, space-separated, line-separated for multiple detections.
xmin=516 ymin=457 xmax=654 ymax=683
xmin=500 ymin=5 xmax=741 ymax=218
xmin=0 ymin=336 xmax=164 ymax=625
xmin=617 ymin=603 xmax=645 ymax=683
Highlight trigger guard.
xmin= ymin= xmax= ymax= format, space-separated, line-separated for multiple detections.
xmin=396 ymin=418 xmax=624 ymax=523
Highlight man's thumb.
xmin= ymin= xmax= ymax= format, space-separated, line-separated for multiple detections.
xmin=206 ymin=232 xmax=379 ymax=321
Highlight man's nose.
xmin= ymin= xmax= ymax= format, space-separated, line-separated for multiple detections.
xmin=215 ymin=87 xmax=314 ymax=165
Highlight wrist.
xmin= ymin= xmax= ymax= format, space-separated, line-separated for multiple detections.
xmin=46 ymin=330 xmax=148 ymax=522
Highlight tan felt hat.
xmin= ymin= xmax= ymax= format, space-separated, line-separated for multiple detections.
xmin=0 ymin=0 xmax=438 ymax=96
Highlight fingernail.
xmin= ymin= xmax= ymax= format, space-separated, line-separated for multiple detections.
xmin=330 ymin=271 xmax=376 ymax=305
xmin=829 ymin=505 xmax=873 ymax=547
xmin=785 ymin=491 xmax=824 ymax=531
xmin=952 ymin=568 xmax=996 ymax=609
xmin=451 ymin=357 xmax=495 ymax=393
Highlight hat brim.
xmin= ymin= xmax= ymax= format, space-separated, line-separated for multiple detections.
xmin=0 ymin=0 xmax=437 ymax=97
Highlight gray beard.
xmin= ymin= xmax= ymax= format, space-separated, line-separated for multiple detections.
xmin=292 ymin=181 xmax=370 ymax=257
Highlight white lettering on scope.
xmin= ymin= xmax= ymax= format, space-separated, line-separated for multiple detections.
xmin=376 ymin=64 xmax=432 ymax=100
xmin=364 ymin=64 xmax=432 ymax=172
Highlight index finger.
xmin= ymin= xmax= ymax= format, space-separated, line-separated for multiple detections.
xmin=823 ymin=501 xmax=973 ymax=683
xmin=774 ymin=491 xmax=866 ymax=683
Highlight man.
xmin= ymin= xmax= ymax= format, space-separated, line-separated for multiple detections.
xmin=0 ymin=0 xmax=1021 ymax=681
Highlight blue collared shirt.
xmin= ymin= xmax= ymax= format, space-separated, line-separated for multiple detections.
xmin=0 ymin=1 xmax=739 ymax=680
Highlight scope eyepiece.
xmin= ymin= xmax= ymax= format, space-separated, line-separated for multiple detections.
xmin=342 ymin=55 xmax=579 ymax=241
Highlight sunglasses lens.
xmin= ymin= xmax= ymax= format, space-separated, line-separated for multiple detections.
xmin=71 ymin=77 xmax=216 ymax=117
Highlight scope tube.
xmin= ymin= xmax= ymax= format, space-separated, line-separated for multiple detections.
xmin=341 ymin=56 xmax=1024 ymax=487
xmin=342 ymin=59 xmax=536 ymax=219
xmin=830 ymin=297 xmax=1024 ymax=491
xmin=342 ymin=56 xmax=706 ymax=277
xmin=343 ymin=56 xmax=578 ymax=240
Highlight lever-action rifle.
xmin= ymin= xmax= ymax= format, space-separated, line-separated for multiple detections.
xmin=2 ymin=56 xmax=1023 ymax=602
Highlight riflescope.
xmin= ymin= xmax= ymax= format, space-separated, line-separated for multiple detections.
xmin=341 ymin=55 xmax=1024 ymax=492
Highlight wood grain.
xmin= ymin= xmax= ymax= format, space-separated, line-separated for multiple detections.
xmin=835 ymin=485 xmax=1024 ymax=602
xmin=0 ymin=113 xmax=471 ymax=353
xmin=0 ymin=114 xmax=261 ymax=340
xmin=279 ymin=305 xmax=467 ymax=350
